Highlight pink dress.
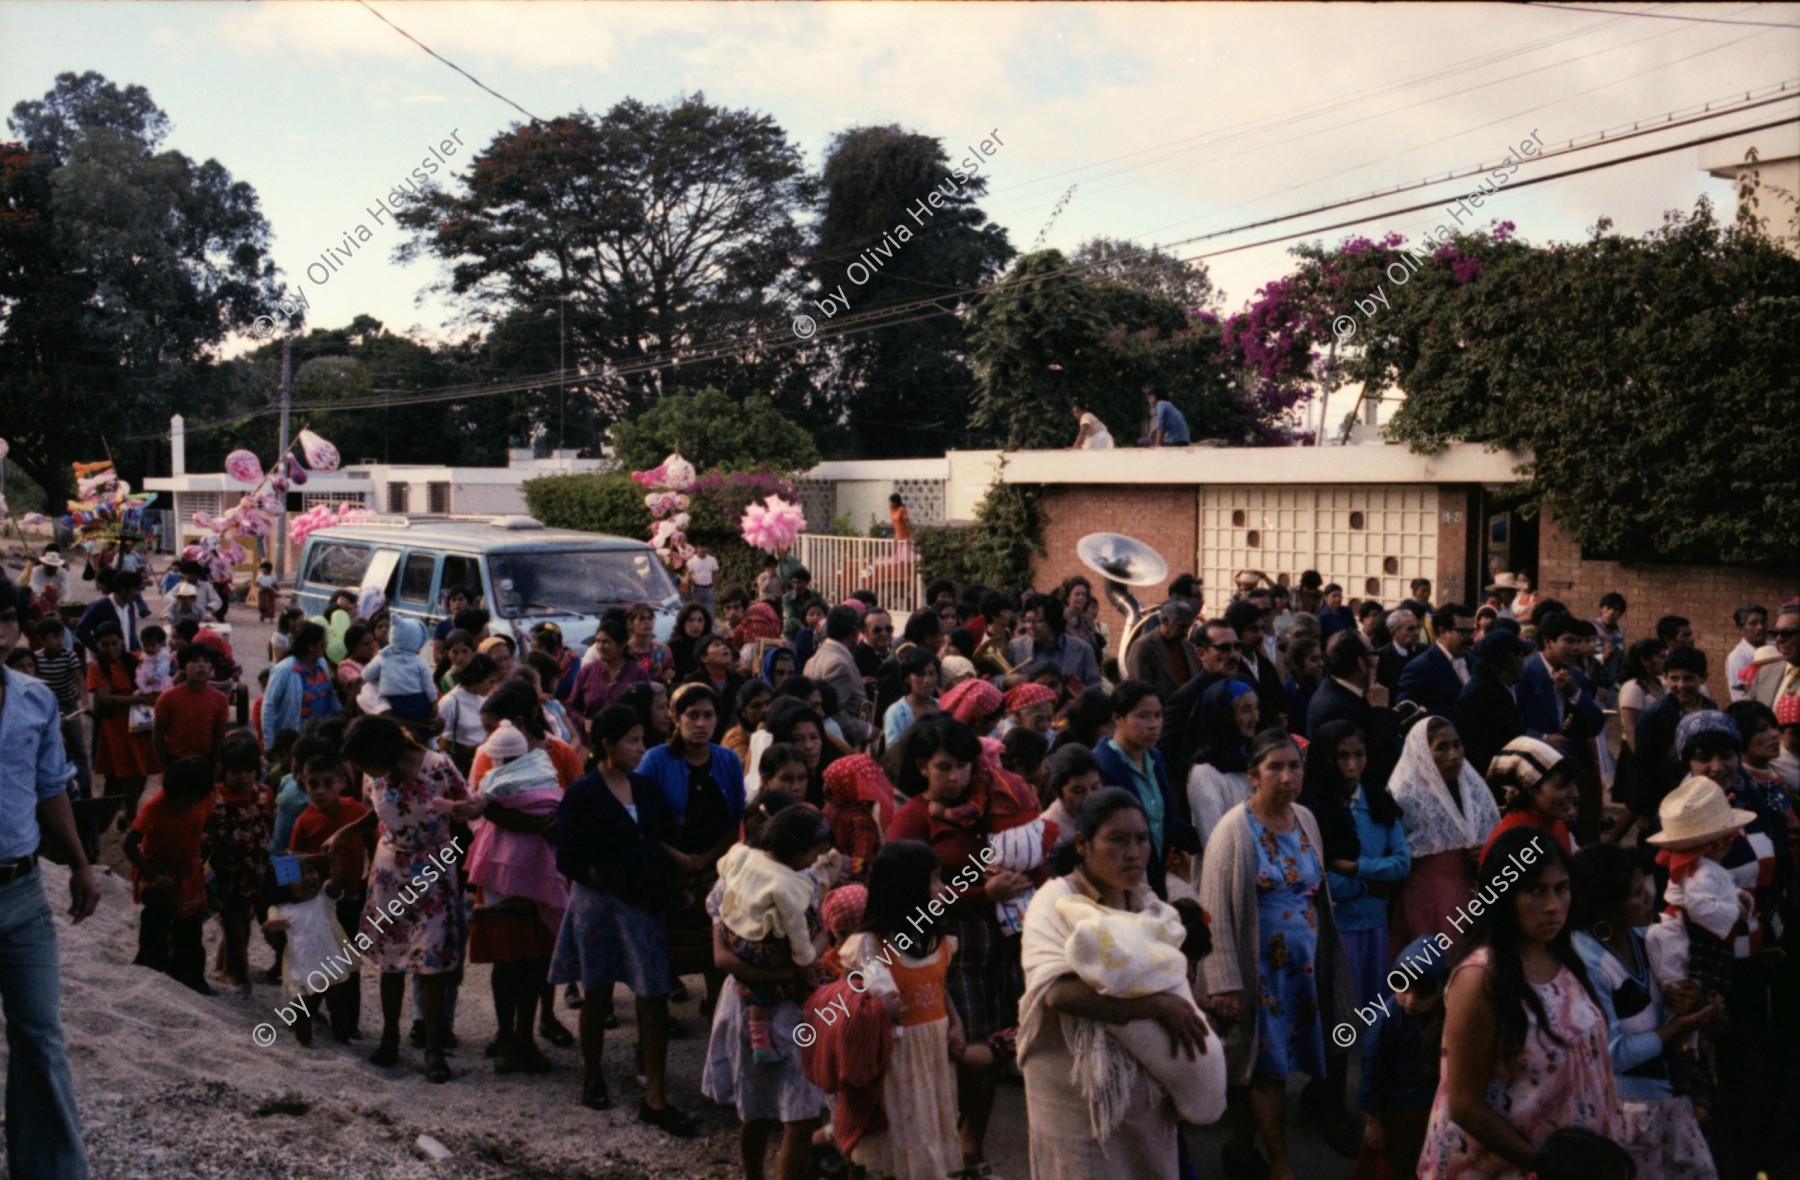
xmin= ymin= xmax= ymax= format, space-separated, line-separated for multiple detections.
xmin=361 ymin=751 xmax=471 ymax=974
xmin=1419 ymin=948 xmax=1621 ymax=1179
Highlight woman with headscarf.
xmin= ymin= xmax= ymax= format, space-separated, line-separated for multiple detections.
xmin=732 ymin=601 xmax=783 ymax=675
xmin=1386 ymin=715 xmax=1502 ymax=951
xmin=1480 ymin=737 xmax=1579 ymax=863
xmin=1187 ymin=679 xmax=1259 ymax=851
xmin=941 ymin=678 xmax=1006 ymax=738
xmin=759 ymin=645 xmax=798 ymax=690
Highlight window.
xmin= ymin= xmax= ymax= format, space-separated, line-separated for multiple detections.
xmin=427 ymin=482 xmax=451 ymax=514
xmin=488 ymin=549 xmax=679 ymax=619
xmin=302 ymin=542 xmax=373 ymax=589
xmin=387 ymin=484 xmax=411 ymax=514
xmin=440 ymin=553 xmax=481 ymax=610
xmin=398 ymin=552 xmax=437 ymax=603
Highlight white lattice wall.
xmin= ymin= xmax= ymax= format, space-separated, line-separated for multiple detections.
xmin=1197 ymin=485 xmax=1439 ymax=604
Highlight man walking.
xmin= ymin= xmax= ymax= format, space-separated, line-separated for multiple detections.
xmin=0 ymin=581 xmax=96 ymax=1179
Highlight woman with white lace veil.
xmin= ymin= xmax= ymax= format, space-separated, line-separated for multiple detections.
xmin=1387 ymin=714 xmax=1502 ymax=950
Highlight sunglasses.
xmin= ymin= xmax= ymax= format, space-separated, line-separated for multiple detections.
xmin=1208 ymin=641 xmax=1241 ymax=653
xmin=869 ymin=625 xmax=894 ymax=634
xmin=1773 ymin=629 xmax=1800 ymax=641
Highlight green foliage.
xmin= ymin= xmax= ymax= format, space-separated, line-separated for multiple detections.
xmin=915 ymin=471 xmax=1044 ymax=590
xmin=1364 ymin=201 xmax=1800 ymax=567
xmin=829 ymin=514 xmax=860 ymax=538
xmin=1072 ymin=236 xmax=1219 ymax=311
xmin=610 ymin=387 xmax=819 ymax=474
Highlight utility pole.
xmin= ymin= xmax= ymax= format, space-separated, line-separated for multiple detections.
xmin=558 ymin=295 xmax=568 ymax=452
xmin=274 ymin=338 xmax=293 ymax=581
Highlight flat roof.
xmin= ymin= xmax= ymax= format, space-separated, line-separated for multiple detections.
xmin=995 ymin=441 xmax=1527 ymax=485
xmin=304 ymin=519 xmax=648 ymax=551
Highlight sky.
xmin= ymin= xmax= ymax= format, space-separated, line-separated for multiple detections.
xmin=3 ymin=0 xmax=1798 ymax=356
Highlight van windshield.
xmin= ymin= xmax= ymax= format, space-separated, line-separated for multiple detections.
xmin=488 ymin=549 xmax=679 ymax=618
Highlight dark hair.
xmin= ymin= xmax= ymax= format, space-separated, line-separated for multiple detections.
xmin=161 ymin=757 xmax=214 ymax=801
xmin=1735 ymin=603 xmax=1769 ymax=628
xmin=1283 ymin=636 xmax=1320 ymax=679
xmin=849 ymin=589 xmax=878 ymax=608
xmin=1169 ymin=573 xmax=1202 ymax=599
xmin=480 ymin=679 xmax=548 ymax=740
xmin=743 ymin=789 xmax=798 ymax=847
xmin=1110 ymin=678 xmax=1160 ymax=719
xmin=33 ymin=617 xmax=64 ymax=639
xmin=294 ymin=734 xmax=343 ymax=779
xmin=1324 ymin=630 xmax=1371 ymax=680
xmin=1028 ymin=594 xmax=1065 ymax=636
xmin=1450 ymin=827 xmax=1597 ymax=1063
xmin=890 ymin=715 xmax=982 ymax=799
xmin=1001 ymin=727 xmax=1050 ymax=779
xmin=1681 ymin=726 xmax=1741 ymax=765
xmin=175 ymin=644 xmax=216 ymax=670
xmin=1728 ymin=700 xmax=1779 ymax=743
xmin=754 ymin=802 xmax=831 ymax=864
xmin=789 ymin=565 xmax=812 ymax=584
xmin=1537 ymin=612 xmax=1582 ymax=644
xmin=774 ymin=674 xmax=821 ymax=706
xmin=979 ymin=591 xmax=1013 ymax=622
xmin=669 ymin=681 xmax=719 ymax=719
xmin=453 ymin=606 xmax=491 ymax=635
xmin=925 ymin=577 xmax=957 ymax=603
xmin=766 ymin=699 xmax=824 ymax=747
xmin=901 ymin=611 xmax=941 ymax=648
xmin=735 ymin=678 xmax=773 ymax=715
xmin=1300 ymin=569 xmax=1323 ymax=590
xmin=1622 ymin=637 xmax=1664 ymax=684
xmin=1245 ymin=727 xmax=1299 ymax=774
xmin=173 ymin=619 xmax=202 ymax=642
xmin=139 ymin=623 xmax=168 ymax=645
xmin=1305 ymin=717 xmax=1400 ymax=821
xmin=824 ymin=604 xmax=860 ymax=643
xmin=719 ymin=585 xmax=750 ymax=608
xmin=1048 ymin=786 xmax=1149 ymax=876
xmin=1662 ymin=645 xmax=1707 ymax=677
xmin=343 ymin=624 xmax=372 ymax=653
xmin=758 ymin=741 xmax=807 ymax=783
xmin=1430 ymin=602 xmax=1472 ymax=634
xmin=341 ymin=714 xmax=422 ymax=773
xmin=1224 ymin=599 xmax=1263 ymax=636
xmin=1530 ymin=1127 xmax=1636 ymax=1180
xmin=292 ymin=621 xmax=328 ymax=657
xmin=946 ymin=626 xmax=977 ymax=660
xmin=617 ymin=682 xmax=668 ymax=740
xmin=590 ymin=704 xmax=644 ymax=753
xmin=1355 ymin=599 xmax=1384 ymax=624
xmin=524 ymin=650 xmax=563 ymax=690
xmin=219 ymin=731 xmax=264 ymax=775
xmin=1171 ymin=897 xmax=1214 ymax=962
xmin=1655 ymin=614 xmax=1690 ymax=645
xmin=1042 ymin=743 xmax=1101 ymax=809
xmin=1056 ymin=687 xmax=1114 ymax=750
xmin=4 ymin=650 xmax=35 ymax=673
xmin=1598 ymin=592 xmax=1627 ymax=613
xmin=897 ymin=646 xmax=939 ymax=686
xmin=860 ymin=839 xmax=944 ymax=954
xmin=455 ymin=652 xmax=499 ymax=690
xmin=1568 ymin=843 xmax=1652 ymax=932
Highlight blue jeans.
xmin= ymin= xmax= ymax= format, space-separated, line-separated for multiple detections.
xmin=0 ymin=865 xmax=87 ymax=1178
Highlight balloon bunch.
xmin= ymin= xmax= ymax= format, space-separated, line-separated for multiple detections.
xmin=288 ymin=501 xmax=374 ymax=547
xmin=59 ymin=460 xmax=159 ymax=543
xmin=739 ymin=494 xmax=807 ymax=554
xmin=631 ymin=452 xmax=699 ymax=572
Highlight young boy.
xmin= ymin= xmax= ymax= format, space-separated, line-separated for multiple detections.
xmin=124 ymin=757 xmax=216 ymax=994
xmin=255 ymin=561 xmax=280 ymax=622
xmin=262 ymin=860 xmax=351 ymax=1047
xmin=685 ymin=543 xmax=719 ymax=612
xmin=32 ymin=618 xmax=92 ymax=800
xmin=205 ymin=733 xmax=274 ymax=995
xmin=154 ymin=645 xmax=230 ymax=775
xmin=284 ymin=741 xmax=369 ymax=1042
xmin=136 ymin=623 xmax=176 ymax=694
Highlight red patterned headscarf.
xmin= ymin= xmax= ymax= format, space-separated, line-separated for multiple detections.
xmin=732 ymin=602 xmax=781 ymax=647
xmin=942 ymin=679 xmax=1004 ymax=727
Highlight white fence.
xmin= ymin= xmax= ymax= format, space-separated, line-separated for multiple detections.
xmin=794 ymin=534 xmax=924 ymax=615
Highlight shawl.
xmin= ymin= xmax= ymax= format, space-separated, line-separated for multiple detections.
xmin=467 ymin=790 xmax=569 ymax=928
xmin=798 ymin=976 xmax=892 ymax=1157
xmin=1388 ymin=719 xmax=1501 ymax=858
xmin=733 ymin=602 xmax=782 ymax=648
xmin=478 ymin=747 xmax=557 ymax=799
xmin=1019 ymin=876 xmax=1226 ymax=1141
xmin=760 ymin=645 xmax=797 ymax=686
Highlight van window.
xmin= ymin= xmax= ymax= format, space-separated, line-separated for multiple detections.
xmin=488 ymin=549 xmax=678 ymax=619
xmin=441 ymin=554 xmax=481 ymax=610
xmin=303 ymin=541 xmax=373 ymax=589
xmin=398 ymin=552 xmax=437 ymax=604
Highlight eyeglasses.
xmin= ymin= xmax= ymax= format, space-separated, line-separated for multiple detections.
xmin=1773 ymin=629 xmax=1800 ymax=641
xmin=869 ymin=626 xmax=894 ymax=635
xmin=1208 ymin=641 xmax=1241 ymax=653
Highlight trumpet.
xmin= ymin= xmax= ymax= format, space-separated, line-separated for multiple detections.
xmin=973 ymin=634 xmax=1015 ymax=678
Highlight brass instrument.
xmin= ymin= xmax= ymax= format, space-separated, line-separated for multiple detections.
xmin=973 ymin=633 xmax=1015 ymax=678
xmin=1077 ymin=532 xmax=1170 ymax=662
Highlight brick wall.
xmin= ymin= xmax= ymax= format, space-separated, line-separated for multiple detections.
xmin=1034 ymin=486 xmax=1199 ymax=644
xmin=1434 ymin=487 xmax=1476 ymax=608
xmin=1536 ymin=506 xmax=1796 ymax=684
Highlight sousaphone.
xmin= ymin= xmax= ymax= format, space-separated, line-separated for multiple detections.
xmin=1077 ymin=532 xmax=1170 ymax=659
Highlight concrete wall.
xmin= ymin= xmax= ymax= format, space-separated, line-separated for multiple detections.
xmin=450 ymin=482 xmax=528 ymax=516
xmin=1535 ymin=506 xmax=1796 ymax=689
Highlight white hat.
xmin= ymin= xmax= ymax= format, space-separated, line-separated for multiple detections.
xmin=1646 ymin=775 xmax=1758 ymax=848
xmin=39 ymin=552 xmax=65 ymax=569
xmin=174 ymin=583 xmax=199 ymax=598
xmin=1483 ymin=572 xmax=1520 ymax=594
xmin=478 ymin=720 xmax=529 ymax=763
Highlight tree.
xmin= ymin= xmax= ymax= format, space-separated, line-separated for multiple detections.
xmin=394 ymin=96 xmax=816 ymax=440
xmin=1 ymin=72 xmax=282 ymax=494
xmin=1072 ymin=236 xmax=1218 ymax=311
xmin=803 ymin=126 xmax=1014 ymax=457
xmin=609 ymin=386 xmax=819 ymax=474
xmin=1367 ymin=202 xmax=1800 ymax=567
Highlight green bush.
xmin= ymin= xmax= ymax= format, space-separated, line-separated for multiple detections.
xmin=914 ymin=475 xmax=1045 ymax=590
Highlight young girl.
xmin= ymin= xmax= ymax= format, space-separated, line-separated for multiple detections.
xmin=435 ymin=628 xmax=477 ymax=695
xmin=1001 ymin=727 xmax=1050 ymax=792
xmin=716 ymin=803 xmax=834 ymax=1064
xmin=822 ymin=754 xmax=895 ymax=884
xmin=271 ymin=606 xmax=306 ymax=666
xmin=882 ymin=647 xmax=940 ymax=750
xmin=205 ymin=732 xmax=274 ymax=995
xmin=1303 ymin=720 xmax=1411 ymax=1009
xmin=436 ymin=652 xmax=499 ymax=776
xmin=1353 ymin=937 xmax=1447 ymax=1180
xmin=757 ymin=742 xmax=812 ymax=803
xmin=1038 ymin=744 xmax=1102 ymax=845
xmin=124 ymin=757 xmax=216 ymax=994
xmin=721 ymin=679 xmax=773 ymax=765
xmin=286 ymin=733 xmax=371 ymax=1039
xmin=840 ymin=840 xmax=968 ymax=1180
xmin=255 ymin=561 xmax=279 ymax=622
xmin=88 ymin=622 xmax=160 ymax=830
xmin=136 ymin=624 xmax=176 ymax=695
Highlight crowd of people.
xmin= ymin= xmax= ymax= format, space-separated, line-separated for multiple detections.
xmin=8 ymin=538 xmax=1800 ymax=1180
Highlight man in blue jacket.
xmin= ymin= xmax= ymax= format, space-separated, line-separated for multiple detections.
xmin=1093 ymin=680 xmax=1200 ymax=901
xmin=1397 ymin=602 xmax=1475 ymax=717
xmin=1517 ymin=612 xmax=1606 ymax=841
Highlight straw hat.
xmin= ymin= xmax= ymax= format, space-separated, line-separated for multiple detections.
xmin=173 ymin=583 xmax=199 ymax=598
xmin=38 ymin=552 xmax=65 ymax=569
xmin=1646 ymin=775 xmax=1757 ymax=848
xmin=1483 ymin=572 xmax=1520 ymax=594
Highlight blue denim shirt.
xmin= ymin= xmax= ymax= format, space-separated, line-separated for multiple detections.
xmin=0 ymin=667 xmax=76 ymax=862
xmin=1152 ymin=399 xmax=1190 ymax=444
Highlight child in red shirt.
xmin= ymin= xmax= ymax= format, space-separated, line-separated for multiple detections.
xmin=124 ymin=757 xmax=216 ymax=994
xmin=153 ymin=645 xmax=230 ymax=774
xmin=286 ymin=742 xmax=372 ymax=1041
xmin=205 ymin=733 xmax=274 ymax=995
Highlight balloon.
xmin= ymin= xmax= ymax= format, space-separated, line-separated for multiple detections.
xmin=297 ymin=429 xmax=340 ymax=472
xmin=225 ymin=449 xmax=264 ymax=483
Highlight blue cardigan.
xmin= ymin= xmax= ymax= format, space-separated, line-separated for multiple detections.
xmin=1091 ymin=739 xmax=1199 ymax=900
xmin=1324 ymin=789 xmax=1411 ymax=933
xmin=637 ymin=742 xmax=747 ymax=831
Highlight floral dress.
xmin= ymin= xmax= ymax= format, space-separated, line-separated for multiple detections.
xmin=361 ymin=751 xmax=470 ymax=974
xmin=204 ymin=785 xmax=273 ymax=902
xmin=1249 ymin=811 xmax=1326 ymax=1080
xmin=1418 ymin=947 xmax=1621 ymax=1179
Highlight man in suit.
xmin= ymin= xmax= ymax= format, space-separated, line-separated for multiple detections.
xmin=1227 ymin=600 xmax=1289 ymax=732
xmin=1518 ymin=612 xmax=1607 ymax=842
xmin=1004 ymin=595 xmax=1100 ymax=688
xmin=74 ymin=568 xmax=145 ymax=654
xmin=1158 ymin=619 xmax=1251 ymax=767
xmin=1125 ymin=598 xmax=1199 ymax=702
xmin=1374 ymin=608 xmax=1424 ymax=696
xmin=852 ymin=607 xmax=894 ymax=680
xmin=1750 ymin=602 xmax=1800 ymax=709
xmin=1307 ymin=631 xmax=1400 ymax=789
xmin=1454 ymin=629 xmax=1532 ymax=790
xmin=1398 ymin=602 xmax=1476 ymax=716
xmin=805 ymin=604 xmax=871 ymax=748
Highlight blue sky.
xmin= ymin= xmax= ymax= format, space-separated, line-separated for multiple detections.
xmin=3 ymin=1 xmax=1796 ymax=351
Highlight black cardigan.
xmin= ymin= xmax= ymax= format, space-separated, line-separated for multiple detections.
xmin=555 ymin=770 xmax=679 ymax=912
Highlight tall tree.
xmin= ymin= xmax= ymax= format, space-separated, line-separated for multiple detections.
xmin=1 ymin=71 xmax=281 ymax=493
xmin=394 ymin=96 xmax=816 ymax=440
xmin=803 ymin=126 xmax=1014 ymax=457
xmin=1072 ymin=236 xmax=1218 ymax=311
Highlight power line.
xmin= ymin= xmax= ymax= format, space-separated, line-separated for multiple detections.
xmin=354 ymin=0 xmax=546 ymax=124
xmin=1518 ymin=2 xmax=1800 ymax=29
